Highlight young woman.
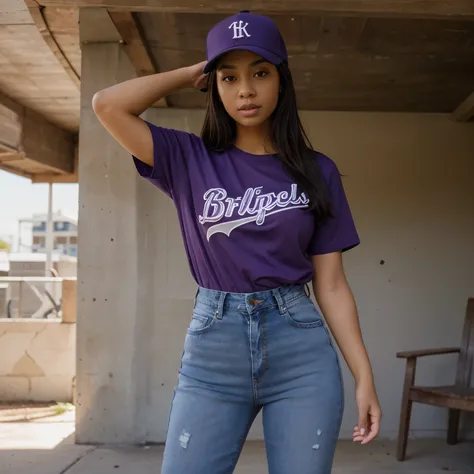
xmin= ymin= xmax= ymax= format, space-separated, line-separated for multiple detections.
xmin=93 ymin=10 xmax=381 ymax=474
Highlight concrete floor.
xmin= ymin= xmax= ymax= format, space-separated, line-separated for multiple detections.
xmin=0 ymin=412 xmax=473 ymax=474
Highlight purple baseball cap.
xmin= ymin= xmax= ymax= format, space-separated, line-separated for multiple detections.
xmin=203 ymin=11 xmax=288 ymax=74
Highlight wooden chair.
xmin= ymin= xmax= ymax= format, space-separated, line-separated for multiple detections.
xmin=396 ymin=298 xmax=474 ymax=461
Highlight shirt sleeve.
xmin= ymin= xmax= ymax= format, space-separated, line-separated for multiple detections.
xmin=307 ymin=157 xmax=360 ymax=255
xmin=132 ymin=120 xmax=201 ymax=199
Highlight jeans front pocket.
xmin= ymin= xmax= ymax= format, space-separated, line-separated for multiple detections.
xmin=284 ymin=295 xmax=324 ymax=329
xmin=186 ymin=303 xmax=217 ymax=336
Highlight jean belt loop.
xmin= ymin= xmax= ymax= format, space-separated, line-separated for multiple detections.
xmin=271 ymin=288 xmax=287 ymax=315
xmin=216 ymin=292 xmax=226 ymax=320
xmin=304 ymin=282 xmax=311 ymax=298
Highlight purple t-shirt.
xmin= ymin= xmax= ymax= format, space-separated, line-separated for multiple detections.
xmin=133 ymin=121 xmax=359 ymax=293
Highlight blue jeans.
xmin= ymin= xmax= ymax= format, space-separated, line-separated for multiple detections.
xmin=161 ymin=284 xmax=344 ymax=474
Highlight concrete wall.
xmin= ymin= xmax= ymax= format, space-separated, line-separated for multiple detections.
xmin=77 ymin=42 xmax=474 ymax=444
xmin=301 ymin=111 xmax=474 ymax=440
xmin=0 ymin=320 xmax=75 ymax=401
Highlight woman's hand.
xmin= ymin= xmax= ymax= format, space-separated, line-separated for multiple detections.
xmin=353 ymin=380 xmax=382 ymax=444
xmin=186 ymin=60 xmax=208 ymax=90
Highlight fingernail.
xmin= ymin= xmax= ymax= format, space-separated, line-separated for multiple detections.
xmin=360 ymin=428 xmax=365 ymax=435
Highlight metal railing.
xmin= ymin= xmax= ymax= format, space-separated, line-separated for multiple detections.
xmin=0 ymin=277 xmax=77 ymax=321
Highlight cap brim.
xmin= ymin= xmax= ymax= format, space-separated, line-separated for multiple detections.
xmin=203 ymin=46 xmax=284 ymax=73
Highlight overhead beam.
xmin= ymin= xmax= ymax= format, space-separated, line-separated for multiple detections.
xmin=24 ymin=1 xmax=81 ymax=89
xmin=22 ymin=109 xmax=75 ymax=174
xmin=452 ymin=92 xmax=474 ymax=122
xmin=0 ymin=92 xmax=22 ymax=116
xmin=0 ymin=102 xmax=22 ymax=152
xmin=107 ymin=11 xmax=167 ymax=107
xmin=0 ymin=91 xmax=75 ymax=175
xmin=32 ymin=143 xmax=79 ymax=183
xmin=108 ymin=11 xmax=155 ymax=77
xmin=80 ymin=8 xmax=166 ymax=107
xmin=36 ymin=1 xmax=474 ymax=19
xmin=0 ymin=152 xmax=24 ymax=162
xmin=32 ymin=172 xmax=78 ymax=183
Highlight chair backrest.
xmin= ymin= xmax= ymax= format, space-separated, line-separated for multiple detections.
xmin=456 ymin=298 xmax=474 ymax=387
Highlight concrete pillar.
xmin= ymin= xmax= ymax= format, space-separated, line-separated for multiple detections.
xmin=76 ymin=34 xmax=140 ymax=443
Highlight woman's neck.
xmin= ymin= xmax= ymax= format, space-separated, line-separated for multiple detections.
xmin=234 ymin=122 xmax=276 ymax=155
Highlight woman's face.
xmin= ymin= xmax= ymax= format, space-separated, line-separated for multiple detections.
xmin=215 ymin=50 xmax=280 ymax=128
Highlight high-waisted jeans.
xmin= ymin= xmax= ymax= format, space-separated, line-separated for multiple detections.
xmin=161 ymin=284 xmax=344 ymax=474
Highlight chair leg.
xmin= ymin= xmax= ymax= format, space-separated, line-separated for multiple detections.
xmin=397 ymin=398 xmax=413 ymax=461
xmin=447 ymin=409 xmax=461 ymax=445
xmin=397 ymin=358 xmax=417 ymax=461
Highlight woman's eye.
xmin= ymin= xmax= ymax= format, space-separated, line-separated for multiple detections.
xmin=223 ymin=76 xmax=235 ymax=82
xmin=255 ymin=71 xmax=268 ymax=78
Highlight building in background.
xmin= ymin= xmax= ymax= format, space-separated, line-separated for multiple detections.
xmin=18 ymin=211 xmax=78 ymax=257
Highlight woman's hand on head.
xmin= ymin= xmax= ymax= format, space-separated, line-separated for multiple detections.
xmin=186 ymin=61 xmax=208 ymax=90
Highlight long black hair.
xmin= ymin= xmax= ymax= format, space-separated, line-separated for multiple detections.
xmin=201 ymin=61 xmax=332 ymax=222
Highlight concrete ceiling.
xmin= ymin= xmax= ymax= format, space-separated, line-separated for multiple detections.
xmin=0 ymin=1 xmax=80 ymax=132
xmin=140 ymin=12 xmax=474 ymax=112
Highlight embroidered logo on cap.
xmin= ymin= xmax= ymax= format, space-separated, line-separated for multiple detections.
xmin=229 ymin=21 xmax=251 ymax=39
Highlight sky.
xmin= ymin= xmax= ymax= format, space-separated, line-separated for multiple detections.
xmin=0 ymin=170 xmax=78 ymax=251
